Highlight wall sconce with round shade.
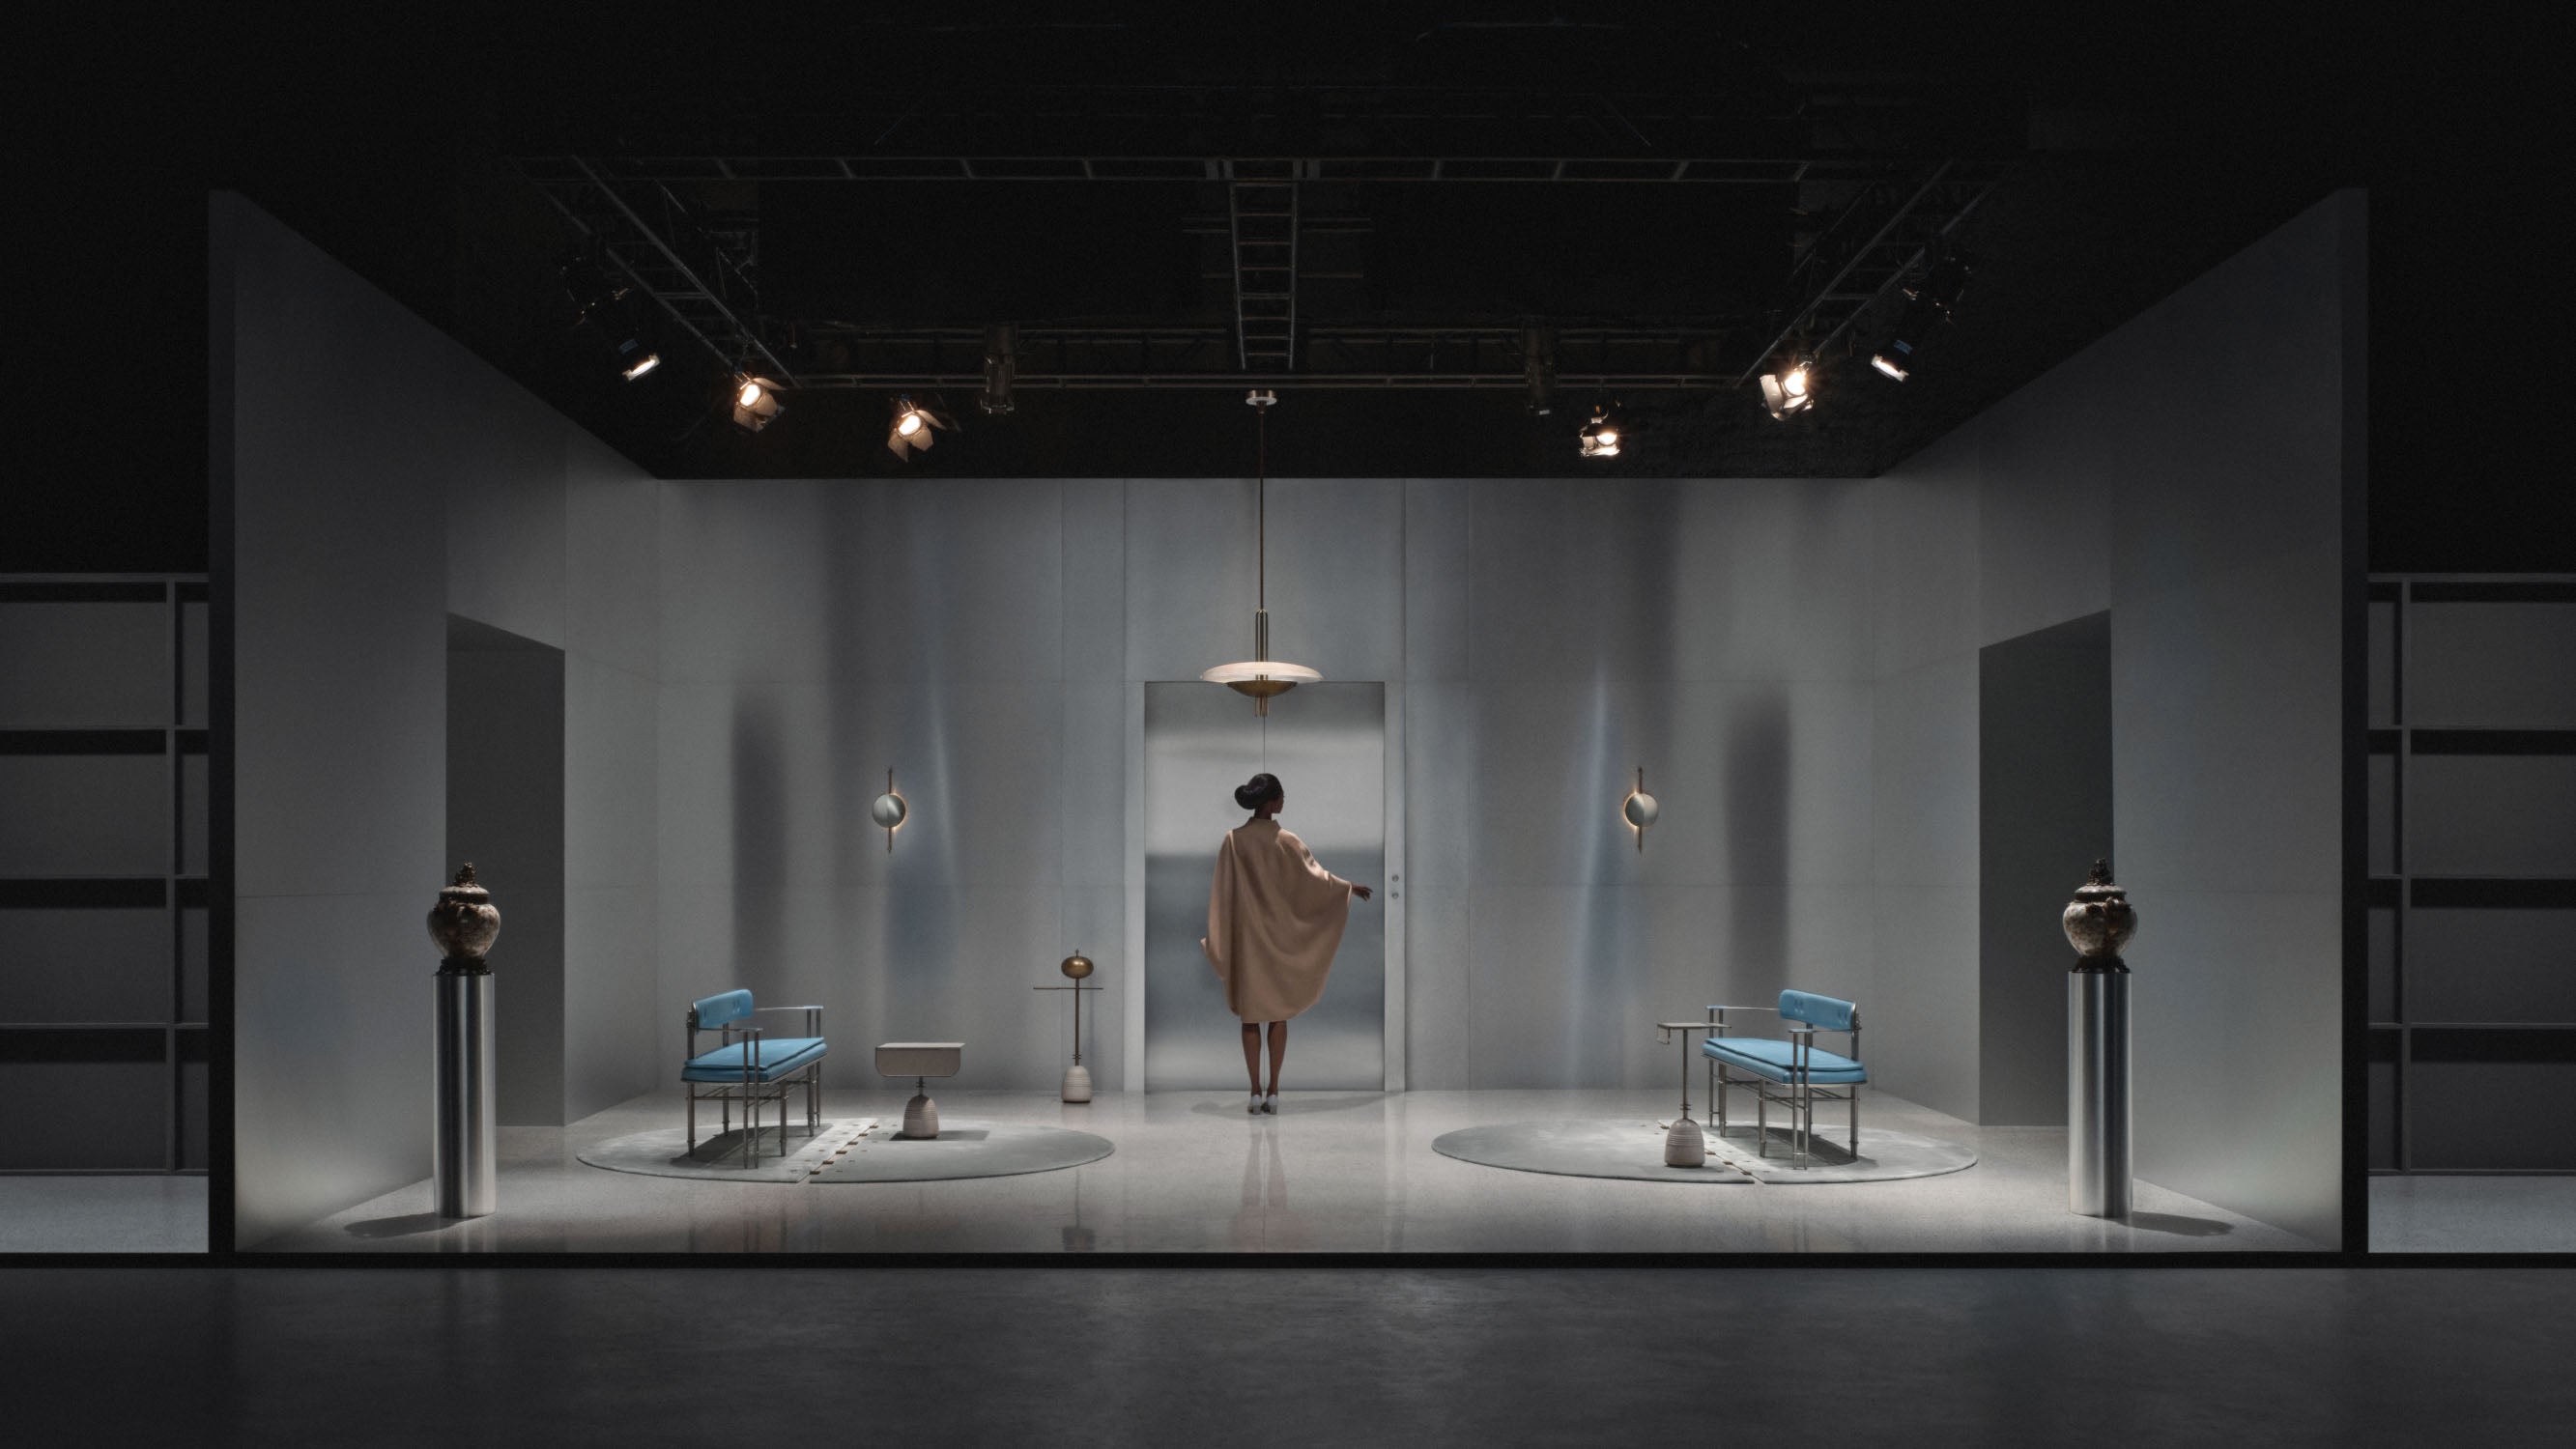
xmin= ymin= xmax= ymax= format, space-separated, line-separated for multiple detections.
xmin=1200 ymin=390 xmax=1322 ymax=716
xmin=1621 ymin=766 xmax=1659 ymax=852
xmin=871 ymin=768 xmax=909 ymax=852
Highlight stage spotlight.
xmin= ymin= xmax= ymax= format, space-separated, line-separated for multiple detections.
xmin=887 ymin=394 xmax=953 ymax=460
xmin=1871 ymin=247 xmax=1972 ymax=384
xmin=979 ymin=325 xmax=1017 ymax=416
xmin=561 ymin=246 xmax=661 ymax=383
xmin=1760 ymin=361 xmax=1815 ymax=419
xmin=730 ymin=376 xmax=786 ymax=432
xmin=614 ymin=336 xmax=660 ymax=382
xmin=1578 ymin=408 xmax=1620 ymax=459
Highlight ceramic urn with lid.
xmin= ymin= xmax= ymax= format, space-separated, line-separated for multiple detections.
xmin=428 ymin=863 xmax=501 ymax=971
xmin=2061 ymin=858 xmax=2135 ymax=969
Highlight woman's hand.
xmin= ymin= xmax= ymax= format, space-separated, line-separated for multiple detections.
xmin=1350 ymin=884 xmax=1373 ymax=901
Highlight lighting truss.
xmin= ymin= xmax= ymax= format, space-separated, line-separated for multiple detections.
xmin=787 ymin=326 xmax=1742 ymax=391
xmin=515 ymin=156 xmax=798 ymax=386
xmin=1734 ymin=157 xmax=2008 ymax=387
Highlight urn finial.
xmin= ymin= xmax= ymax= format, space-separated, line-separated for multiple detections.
xmin=2062 ymin=857 xmax=2136 ymax=967
xmin=429 ymin=862 xmax=502 ymax=972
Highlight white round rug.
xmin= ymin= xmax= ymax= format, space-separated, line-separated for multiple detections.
xmin=1431 ymin=1119 xmax=1976 ymax=1184
xmin=579 ymin=1117 xmax=1113 ymax=1184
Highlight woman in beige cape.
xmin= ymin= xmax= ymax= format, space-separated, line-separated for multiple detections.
xmin=1202 ymin=772 xmax=1373 ymax=1114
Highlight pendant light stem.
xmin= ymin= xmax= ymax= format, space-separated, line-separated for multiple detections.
xmin=1256 ymin=402 xmax=1267 ymax=611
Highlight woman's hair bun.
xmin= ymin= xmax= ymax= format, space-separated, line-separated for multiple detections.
xmin=1233 ymin=773 xmax=1284 ymax=810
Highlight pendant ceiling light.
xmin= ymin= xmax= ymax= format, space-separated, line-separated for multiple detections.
xmin=1199 ymin=389 xmax=1320 ymax=716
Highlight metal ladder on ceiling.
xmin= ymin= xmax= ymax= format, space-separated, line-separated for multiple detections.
xmin=1228 ymin=161 xmax=1300 ymax=372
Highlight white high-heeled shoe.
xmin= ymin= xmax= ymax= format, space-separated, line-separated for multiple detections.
xmin=1262 ymin=1093 xmax=1278 ymax=1115
xmin=1247 ymin=1093 xmax=1263 ymax=1114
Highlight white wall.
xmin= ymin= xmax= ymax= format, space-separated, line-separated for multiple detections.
xmin=1868 ymin=190 xmax=2361 ymax=1243
xmin=217 ymin=194 xmax=660 ymax=1244
xmin=653 ymin=474 xmax=1880 ymax=1092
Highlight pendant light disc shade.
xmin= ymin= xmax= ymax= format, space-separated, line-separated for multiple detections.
xmin=1199 ymin=661 xmax=1324 ymax=699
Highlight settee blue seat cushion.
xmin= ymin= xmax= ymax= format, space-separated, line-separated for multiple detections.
xmin=1701 ymin=1036 xmax=1867 ymax=1085
xmin=682 ymin=1037 xmax=829 ymax=1083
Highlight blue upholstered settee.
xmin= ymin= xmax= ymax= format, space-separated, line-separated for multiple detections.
xmin=1699 ymin=989 xmax=1866 ymax=1168
xmin=682 ymin=990 xmax=828 ymax=1165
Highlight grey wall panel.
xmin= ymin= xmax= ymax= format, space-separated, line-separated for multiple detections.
xmin=2406 ymin=754 xmax=2576 ymax=878
xmin=0 ymin=755 xmax=167 ymax=876
xmin=2367 ymin=904 xmax=2397 ymax=1024
xmin=2366 ymin=598 xmax=2396 ymax=728
xmin=0 ymin=603 xmax=169 ymax=727
xmin=1462 ymin=883 xmax=1871 ymax=1090
xmin=0 ymin=909 xmax=169 ymax=1021
xmin=1871 ymin=439 xmax=1982 ymax=678
xmin=565 ymin=657 xmax=658 ymax=894
xmin=444 ymin=399 xmax=567 ymax=649
xmin=2367 ymin=753 xmax=2397 ymax=878
xmin=2128 ymin=887 xmax=2344 ymax=1234
xmin=2405 ymin=1062 xmax=2576 ymax=1170
xmin=2113 ymin=538 xmax=2344 ymax=899
xmin=1867 ymin=884 xmax=1981 ymax=1119
xmin=0 ymin=1061 xmax=170 ymax=1170
xmin=1122 ymin=477 xmax=1257 ymax=685
xmin=1399 ymin=681 xmax=1480 ymax=892
xmin=1468 ymin=479 xmax=1875 ymax=683
xmin=447 ymin=637 xmax=566 ymax=1126
xmin=1873 ymin=656 xmax=1978 ymax=889
xmin=1440 ymin=679 xmax=1870 ymax=891
xmin=1254 ymin=480 xmax=1407 ymax=685
xmin=1059 ymin=480 xmax=1127 ymax=683
xmin=828 ymin=478 xmax=1067 ymax=686
xmin=1061 ymin=680 xmax=1130 ymax=890
xmin=662 ymin=471 xmax=1888 ymax=1097
xmin=564 ymin=884 xmax=659 ymax=1122
xmin=2402 ymin=602 xmax=2576 ymax=726
xmin=232 ymin=891 xmax=430 ymax=1240
xmin=564 ymin=434 xmax=663 ymax=681
xmin=1973 ymin=409 xmax=2111 ymax=649
xmin=223 ymin=195 xmax=662 ymax=1238
xmin=221 ymin=195 xmax=449 ymax=1243
xmin=1978 ymin=614 xmax=2112 ymax=1125
xmin=1403 ymin=480 xmax=1473 ymax=683
xmin=655 ymin=483 xmax=841 ymax=687
xmin=562 ymin=651 xmax=656 ymax=1117
xmin=1402 ymin=887 xmax=1471 ymax=1089
xmin=2405 ymin=908 xmax=2576 ymax=1023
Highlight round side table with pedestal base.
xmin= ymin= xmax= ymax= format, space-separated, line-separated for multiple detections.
xmin=875 ymin=1042 xmax=963 ymax=1139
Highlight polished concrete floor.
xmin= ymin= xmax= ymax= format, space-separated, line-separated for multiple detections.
xmin=2371 ymin=1176 xmax=2576 ymax=1252
xmin=0 ymin=1176 xmax=208 ymax=1253
xmin=5 ymin=1266 xmax=2574 ymax=1444
xmin=257 ymin=1087 xmax=2322 ymax=1253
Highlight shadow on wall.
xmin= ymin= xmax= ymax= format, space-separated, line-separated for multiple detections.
xmin=730 ymin=690 xmax=786 ymax=993
xmin=1726 ymin=690 xmax=1790 ymax=999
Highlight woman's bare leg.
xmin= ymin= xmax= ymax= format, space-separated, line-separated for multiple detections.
xmin=1265 ymin=1020 xmax=1288 ymax=1095
xmin=1242 ymin=1023 xmax=1263 ymax=1093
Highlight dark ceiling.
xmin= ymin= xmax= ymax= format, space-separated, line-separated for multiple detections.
xmin=13 ymin=4 xmax=2572 ymax=570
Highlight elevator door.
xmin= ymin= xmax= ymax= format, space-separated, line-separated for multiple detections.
xmin=1144 ymin=682 xmax=1385 ymax=1091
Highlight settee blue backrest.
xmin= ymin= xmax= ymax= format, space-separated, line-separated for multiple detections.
xmin=1779 ymin=989 xmax=1856 ymax=1034
xmin=692 ymin=988 xmax=755 ymax=1029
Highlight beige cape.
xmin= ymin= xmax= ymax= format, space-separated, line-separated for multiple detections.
xmin=1200 ymin=818 xmax=1353 ymax=1023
